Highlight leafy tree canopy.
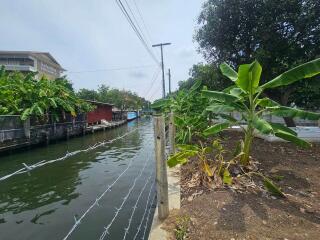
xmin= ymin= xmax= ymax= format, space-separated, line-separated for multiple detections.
xmin=178 ymin=63 xmax=231 ymax=91
xmin=195 ymin=0 xmax=320 ymax=112
xmin=77 ymin=84 xmax=150 ymax=110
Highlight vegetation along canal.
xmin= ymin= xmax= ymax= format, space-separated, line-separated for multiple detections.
xmin=0 ymin=117 xmax=156 ymax=240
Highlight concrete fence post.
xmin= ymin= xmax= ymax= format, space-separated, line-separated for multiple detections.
xmin=23 ymin=118 xmax=31 ymax=139
xmin=168 ymin=112 xmax=176 ymax=154
xmin=153 ymin=115 xmax=169 ymax=220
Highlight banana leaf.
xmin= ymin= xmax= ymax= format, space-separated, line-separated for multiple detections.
xmin=261 ymin=58 xmax=320 ymax=89
xmin=263 ymin=176 xmax=285 ymax=197
xmin=223 ymin=168 xmax=232 ymax=185
xmin=206 ymin=104 xmax=235 ymax=113
xmin=269 ymin=106 xmax=320 ymax=120
xmin=274 ymin=130 xmax=311 ymax=148
xmin=176 ymin=144 xmax=199 ymax=151
xmin=167 ymin=151 xmax=197 ymax=168
xmin=257 ymin=97 xmax=280 ymax=107
xmin=202 ymin=90 xmax=240 ymax=103
xmin=203 ymin=122 xmax=230 ymax=136
xmin=220 ymin=62 xmax=238 ymax=82
xmin=151 ymin=98 xmax=170 ymax=109
xmin=189 ymin=80 xmax=202 ymax=92
xmin=269 ymin=122 xmax=297 ymax=136
xmin=217 ymin=114 xmax=238 ymax=123
xmin=252 ymin=116 xmax=273 ymax=135
xmin=236 ymin=61 xmax=261 ymax=93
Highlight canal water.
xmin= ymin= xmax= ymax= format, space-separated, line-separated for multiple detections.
xmin=0 ymin=117 xmax=156 ymax=240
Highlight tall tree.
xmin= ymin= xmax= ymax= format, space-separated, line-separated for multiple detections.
xmin=77 ymin=84 xmax=150 ymax=111
xmin=179 ymin=63 xmax=231 ymax=91
xmin=195 ymin=0 xmax=320 ymax=126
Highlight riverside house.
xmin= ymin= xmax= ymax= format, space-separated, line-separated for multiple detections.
xmin=0 ymin=50 xmax=65 ymax=79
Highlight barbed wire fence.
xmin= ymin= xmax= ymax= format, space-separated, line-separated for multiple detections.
xmin=62 ymin=147 xmax=146 ymax=240
xmin=133 ymin=179 xmax=156 ymax=240
xmin=99 ymin=154 xmax=152 ymax=240
xmin=0 ymin=128 xmax=139 ymax=182
xmin=0 ymin=115 xmax=175 ymax=240
xmin=61 ymin=113 xmax=175 ymax=240
xmin=122 ymin=172 xmax=154 ymax=240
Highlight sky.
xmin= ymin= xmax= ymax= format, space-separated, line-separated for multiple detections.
xmin=0 ymin=0 xmax=206 ymax=101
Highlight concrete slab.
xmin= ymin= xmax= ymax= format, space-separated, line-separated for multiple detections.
xmin=149 ymin=166 xmax=180 ymax=240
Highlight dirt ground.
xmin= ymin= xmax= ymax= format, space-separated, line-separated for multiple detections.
xmin=163 ymin=131 xmax=320 ymax=240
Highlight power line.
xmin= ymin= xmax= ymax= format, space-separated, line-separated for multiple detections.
xmin=116 ymin=0 xmax=160 ymax=65
xmin=132 ymin=0 xmax=153 ymax=43
xmin=147 ymin=83 xmax=162 ymax=101
xmin=145 ymin=76 xmax=161 ymax=101
xmin=152 ymin=43 xmax=172 ymax=98
xmin=142 ymin=67 xmax=161 ymax=97
xmin=122 ymin=0 xmax=149 ymax=44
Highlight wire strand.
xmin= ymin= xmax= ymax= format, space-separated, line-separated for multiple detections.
xmin=99 ymin=152 xmax=152 ymax=240
xmin=0 ymin=128 xmax=139 ymax=182
xmin=116 ymin=0 xmax=160 ymax=65
xmin=142 ymin=194 xmax=157 ymax=239
xmin=122 ymin=171 xmax=154 ymax=240
xmin=132 ymin=181 xmax=156 ymax=240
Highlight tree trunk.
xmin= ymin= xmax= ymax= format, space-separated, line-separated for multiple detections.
xmin=283 ymin=117 xmax=296 ymax=127
xmin=280 ymin=89 xmax=296 ymax=127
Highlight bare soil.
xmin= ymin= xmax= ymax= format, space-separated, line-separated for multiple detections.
xmin=164 ymin=131 xmax=320 ymax=240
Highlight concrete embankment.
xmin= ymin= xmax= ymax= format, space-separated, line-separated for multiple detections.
xmin=149 ymin=166 xmax=180 ymax=240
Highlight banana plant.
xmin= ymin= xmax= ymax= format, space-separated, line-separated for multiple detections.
xmin=0 ymin=67 xmax=94 ymax=120
xmin=203 ymin=58 xmax=320 ymax=165
xmin=152 ymin=80 xmax=210 ymax=143
xmin=167 ymin=140 xmax=233 ymax=184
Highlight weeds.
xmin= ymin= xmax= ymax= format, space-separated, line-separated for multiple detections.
xmin=174 ymin=215 xmax=190 ymax=240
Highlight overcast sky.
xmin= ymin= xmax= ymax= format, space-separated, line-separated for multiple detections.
xmin=1 ymin=0 xmax=205 ymax=101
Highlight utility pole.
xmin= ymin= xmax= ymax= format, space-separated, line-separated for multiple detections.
xmin=152 ymin=42 xmax=171 ymax=98
xmin=168 ymin=68 xmax=172 ymax=95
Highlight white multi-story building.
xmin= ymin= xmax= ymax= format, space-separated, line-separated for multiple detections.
xmin=0 ymin=51 xmax=65 ymax=79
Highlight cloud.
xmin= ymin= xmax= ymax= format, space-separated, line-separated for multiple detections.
xmin=129 ymin=71 xmax=148 ymax=79
xmin=0 ymin=0 xmax=206 ymax=101
xmin=177 ymin=46 xmax=196 ymax=59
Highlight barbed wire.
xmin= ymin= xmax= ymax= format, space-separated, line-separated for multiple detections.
xmin=0 ymin=128 xmax=139 ymax=182
xmin=99 ymin=153 xmax=152 ymax=240
xmin=61 ymin=141 xmax=148 ymax=240
xmin=132 ymin=180 xmax=156 ymax=240
xmin=122 ymin=171 xmax=154 ymax=240
xmin=142 ymin=193 xmax=157 ymax=240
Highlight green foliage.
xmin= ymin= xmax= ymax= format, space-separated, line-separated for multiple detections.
xmin=178 ymin=63 xmax=231 ymax=92
xmin=174 ymin=215 xmax=190 ymax=240
xmin=168 ymin=140 xmax=233 ymax=185
xmin=262 ymin=176 xmax=285 ymax=198
xmin=196 ymin=0 xmax=320 ymax=111
xmin=77 ymin=84 xmax=149 ymax=110
xmin=0 ymin=67 xmax=93 ymax=120
xmin=203 ymin=59 xmax=320 ymax=165
xmin=152 ymin=81 xmax=210 ymax=144
xmin=203 ymin=122 xmax=230 ymax=137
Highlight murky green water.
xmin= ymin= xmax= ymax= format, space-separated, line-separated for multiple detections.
xmin=0 ymin=117 xmax=156 ymax=240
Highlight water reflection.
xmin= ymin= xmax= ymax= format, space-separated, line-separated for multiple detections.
xmin=0 ymin=118 xmax=154 ymax=240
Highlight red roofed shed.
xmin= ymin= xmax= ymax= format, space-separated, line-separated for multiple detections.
xmin=86 ymin=100 xmax=113 ymax=124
